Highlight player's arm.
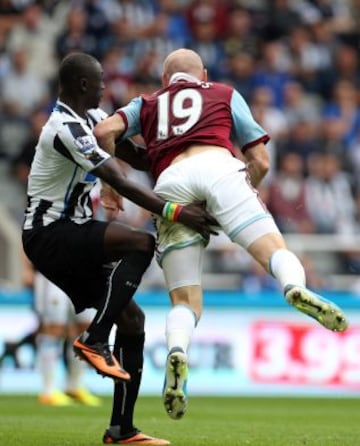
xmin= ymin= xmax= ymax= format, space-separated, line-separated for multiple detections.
xmin=94 ymin=112 xmax=124 ymax=156
xmin=230 ymin=89 xmax=270 ymax=188
xmin=242 ymin=142 xmax=269 ymax=188
xmin=95 ymin=106 xmax=149 ymax=213
xmin=115 ymin=138 xmax=150 ymax=171
xmin=93 ymin=157 xmax=218 ymax=236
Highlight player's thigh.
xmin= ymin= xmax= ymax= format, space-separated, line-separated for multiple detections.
xmin=103 ymin=221 xmax=155 ymax=261
xmin=162 ymin=243 xmax=205 ymax=291
xmin=162 ymin=243 xmax=204 ymax=319
xmin=23 ymin=220 xmax=108 ymax=282
xmin=204 ymin=166 xmax=282 ymax=247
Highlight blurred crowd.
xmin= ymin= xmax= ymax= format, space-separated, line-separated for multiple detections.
xmin=1 ymin=0 xmax=360 ymax=291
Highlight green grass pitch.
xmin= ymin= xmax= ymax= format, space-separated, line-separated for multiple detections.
xmin=1 ymin=395 xmax=359 ymax=446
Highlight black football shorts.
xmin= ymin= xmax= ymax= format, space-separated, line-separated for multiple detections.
xmin=22 ymin=219 xmax=111 ymax=313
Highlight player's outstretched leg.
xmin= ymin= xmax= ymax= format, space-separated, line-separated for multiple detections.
xmin=285 ymin=285 xmax=348 ymax=332
xmin=162 ymin=347 xmax=188 ymax=420
xmin=73 ymin=335 xmax=130 ymax=381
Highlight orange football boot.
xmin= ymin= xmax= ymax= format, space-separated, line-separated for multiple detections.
xmin=103 ymin=429 xmax=170 ymax=445
xmin=73 ymin=336 xmax=130 ymax=381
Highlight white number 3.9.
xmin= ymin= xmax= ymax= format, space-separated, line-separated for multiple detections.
xmin=157 ymin=88 xmax=203 ymax=140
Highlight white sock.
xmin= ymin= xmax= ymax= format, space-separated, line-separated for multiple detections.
xmin=269 ymin=249 xmax=306 ymax=291
xmin=166 ymin=304 xmax=197 ymax=354
xmin=65 ymin=336 xmax=86 ymax=392
xmin=37 ymin=334 xmax=62 ymax=395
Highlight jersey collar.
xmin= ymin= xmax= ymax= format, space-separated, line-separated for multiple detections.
xmin=54 ymin=100 xmax=90 ymax=124
xmin=169 ymin=72 xmax=201 ymax=84
xmin=54 ymin=100 xmax=78 ymax=118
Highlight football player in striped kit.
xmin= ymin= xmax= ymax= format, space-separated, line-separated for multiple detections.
xmin=22 ymin=52 xmax=217 ymax=445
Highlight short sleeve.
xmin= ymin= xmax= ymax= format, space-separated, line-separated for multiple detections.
xmin=116 ymin=96 xmax=143 ymax=139
xmin=56 ymin=120 xmax=111 ymax=172
xmin=230 ymin=89 xmax=269 ymax=149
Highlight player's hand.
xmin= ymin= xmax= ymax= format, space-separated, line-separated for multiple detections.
xmin=100 ymin=183 xmax=124 ymax=221
xmin=177 ymin=202 xmax=219 ymax=238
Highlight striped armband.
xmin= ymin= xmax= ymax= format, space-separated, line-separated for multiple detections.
xmin=162 ymin=201 xmax=183 ymax=222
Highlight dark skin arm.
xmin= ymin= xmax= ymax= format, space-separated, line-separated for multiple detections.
xmin=93 ymin=157 xmax=218 ymax=237
xmin=115 ymin=138 xmax=150 ymax=171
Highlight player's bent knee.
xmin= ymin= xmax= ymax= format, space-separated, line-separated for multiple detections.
xmin=142 ymin=232 xmax=156 ymax=255
xmin=104 ymin=223 xmax=155 ymax=255
xmin=247 ymin=232 xmax=287 ymax=269
xmin=129 ymin=232 xmax=155 ymax=257
xmin=115 ymin=301 xmax=145 ymax=334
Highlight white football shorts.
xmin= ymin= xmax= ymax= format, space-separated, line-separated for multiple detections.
xmin=154 ymin=149 xmax=280 ymax=291
xmin=154 ymin=149 xmax=279 ymax=247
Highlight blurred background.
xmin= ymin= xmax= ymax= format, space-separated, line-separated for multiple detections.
xmin=1 ymin=0 xmax=360 ymax=398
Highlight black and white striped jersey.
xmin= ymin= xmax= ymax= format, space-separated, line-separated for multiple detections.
xmin=23 ymin=100 xmax=111 ymax=230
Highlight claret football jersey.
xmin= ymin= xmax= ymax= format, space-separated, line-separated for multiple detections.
xmin=117 ymin=73 xmax=269 ymax=179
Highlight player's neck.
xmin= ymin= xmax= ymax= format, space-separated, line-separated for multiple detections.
xmin=59 ymin=95 xmax=87 ymax=118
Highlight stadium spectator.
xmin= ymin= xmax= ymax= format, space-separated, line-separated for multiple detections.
xmin=320 ymin=113 xmax=352 ymax=171
xmin=266 ymin=151 xmax=314 ymax=234
xmin=282 ymin=80 xmax=322 ymax=128
xmin=56 ymin=8 xmax=98 ymax=61
xmin=75 ymin=0 xmax=111 ymax=58
xmin=186 ymin=0 xmax=229 ymax=40
xmin=156 ymin=0 xmax=191 ymax=44
xmin=305 ymin=150 xmax=358 ymax=235
xmin=0 ymin=48 xmax=50 ymax=162
xmin=249 ymin=85 xmax=290 ymax=182
xmin=263 ymin=0 xmax=302 ymax=40
xmin=223 ymin=51 xmax=256 ymax=103
xmin=100 ymin=46 xmax=134 ymax=112
xmin=278 ymin=24 xmax=335 ymax=93
xmin=6 ymin=2 xmax=58 ymax=81
xmin=306 ymin=16 xmax=340 ymax=93
xmin=22 ymin=52 xmax=216 ymax=444
xmin=308 ymin=42 xmax=360 ymax=100
xmin=1 ymin=48 xmax=49 ymax=119
xmin=99 ymin=0 xmax=158 ymax=44
xmin=222 ymin=4 xmax=260 ymax=58
xmin=276 ymin=118 xmax=321 ymax=166
xmin=252 ymin=40 xmax=293 ymax=108
xmin=322 ymin=79 xmax=360 ymax=150
xmin=250 ymin=85 xmax=288 ymax=143
xmin=94 ymin=48 xmax=349 ymax=422
xmin=187 ymin=7 xmax=226 ymax=81
xmin=11 ymin=108 xmax=49 ymax=189
xmin=0 ymin=0 xmax=21 ymax=46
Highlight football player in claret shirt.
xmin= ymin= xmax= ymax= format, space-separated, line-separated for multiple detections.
xmin=94 ymin=48 xmax=348 ymax=421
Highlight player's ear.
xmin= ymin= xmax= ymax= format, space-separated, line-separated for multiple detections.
xmin=79 ymin=76 xmax=87 ymax=92
xmin=202 ymin=68 xmax=208 ymax=82
xmin=162 ymin=72 xmax=169 ymax=87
